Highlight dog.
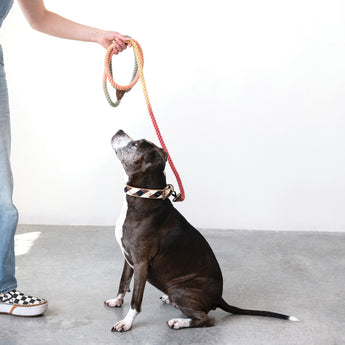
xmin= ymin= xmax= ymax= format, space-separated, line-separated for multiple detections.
xmin=105 ymin=130 xmax=298 ymax=332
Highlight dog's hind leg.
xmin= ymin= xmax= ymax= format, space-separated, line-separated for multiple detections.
xmin=166 ymin=290 xmax=214 ymax=329
xmin=167 ymin=310 xmax=214 ymax=330
xmin=105 ymin=260 xmax=133 ymax=307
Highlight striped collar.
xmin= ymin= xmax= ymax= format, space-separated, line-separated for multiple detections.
xmin=124 ymin=184 xmax=175 ymax=200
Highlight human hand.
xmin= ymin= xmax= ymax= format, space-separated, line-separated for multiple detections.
xmin=97 ymin=31 xmax=129 ymax=54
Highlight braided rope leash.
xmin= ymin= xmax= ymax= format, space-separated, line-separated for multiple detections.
xmin=103 ymin=38 xmax=185 ymax=202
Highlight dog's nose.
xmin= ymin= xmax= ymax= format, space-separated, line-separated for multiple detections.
xmin=116 ymin=129 xmax=125 ymax=136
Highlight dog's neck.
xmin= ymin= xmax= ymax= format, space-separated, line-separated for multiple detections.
xmin=127 ymin=170 xmax=167 ymax=190
xmin=125 ymin=170 xmax=170 ymax=209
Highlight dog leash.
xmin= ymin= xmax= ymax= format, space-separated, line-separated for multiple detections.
xmin=103 ymin=38 xmax=185 ymax=202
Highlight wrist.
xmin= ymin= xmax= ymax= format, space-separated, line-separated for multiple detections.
xmin=92 ymin=29 xmax=104 ymax=44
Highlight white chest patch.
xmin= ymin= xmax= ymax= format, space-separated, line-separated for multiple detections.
xmin=115 ymin=198 xmax=133 ymax=268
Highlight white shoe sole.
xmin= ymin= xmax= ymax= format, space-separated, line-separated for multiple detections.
xmin=0 ymin=301 xmax=48 ymax=317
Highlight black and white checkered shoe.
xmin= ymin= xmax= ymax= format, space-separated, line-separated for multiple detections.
xmin=0 ymin=289 xmax=48 ymax=317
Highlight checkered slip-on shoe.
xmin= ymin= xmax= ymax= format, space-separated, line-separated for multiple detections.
xmin=0 ymin=290 xmax=48 ymax=317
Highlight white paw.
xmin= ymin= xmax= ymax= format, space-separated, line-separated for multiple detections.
xmin=104 ymin=296 xmax=123 ymax=308
xmin=160 ymin=294 xmax=170 ymax=304
xmin=111 ymin=319 xmax=132 ymax=332
xmin=111 ymin=308 xmax=138 ymax=332
xmin=167 ymin=318 xmax=191 ymax=330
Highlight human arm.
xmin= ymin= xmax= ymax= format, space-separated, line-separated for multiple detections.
xmin=17 ymin=0 xmax=127 ymax=53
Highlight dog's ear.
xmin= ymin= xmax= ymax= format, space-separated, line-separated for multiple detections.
xmin=159 ymin=148 xmax=168 ymax=162
xmin=155 ymin=148 xmax=168 ymax=171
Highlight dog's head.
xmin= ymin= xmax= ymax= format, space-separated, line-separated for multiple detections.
xmin=111 ymin=130 xmax=168 ymax=177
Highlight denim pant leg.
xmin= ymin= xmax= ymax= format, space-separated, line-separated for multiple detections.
xmin=0 ymin=44 xmax=18 ymax=293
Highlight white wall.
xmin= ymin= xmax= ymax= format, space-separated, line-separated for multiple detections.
xmin=1 ymin=0 xmax=344 ymax=231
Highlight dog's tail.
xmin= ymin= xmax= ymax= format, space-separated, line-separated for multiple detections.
xmin=218 ymin=298 xmax=299 ymax=321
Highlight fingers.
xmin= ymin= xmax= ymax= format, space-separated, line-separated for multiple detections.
xmin=98 ymin=30 xmax=131 ymax=51
xmin=111 ymin=37 xmax=127 ymax=54
xmin=116 ymin=33 xmax=129 ymax=42
xmin=112 ymin=32 xmax=132 ymax=54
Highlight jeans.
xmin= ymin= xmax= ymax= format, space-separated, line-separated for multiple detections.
xmin=0 ymin=43 xmax=18 ymax=294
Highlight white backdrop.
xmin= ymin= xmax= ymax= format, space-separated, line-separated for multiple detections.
xmin=1 ymin=0 xmax=344 ymax=231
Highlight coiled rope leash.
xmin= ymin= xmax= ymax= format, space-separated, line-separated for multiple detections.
xmin=103 ymin=38 xmax=185 ymax=202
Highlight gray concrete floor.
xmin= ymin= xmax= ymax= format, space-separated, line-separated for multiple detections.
xmin=1 ymin=225 xmax=344 ymax=345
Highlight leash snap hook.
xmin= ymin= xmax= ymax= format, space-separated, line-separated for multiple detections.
xmin=168 ymin=184 xmax=183 ymax=202
xmin=172 ymin=193 xmax=183 ymax=202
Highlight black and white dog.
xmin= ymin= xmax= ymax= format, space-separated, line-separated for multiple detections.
xmin=105 ymin=130 xmax=297 ymax=332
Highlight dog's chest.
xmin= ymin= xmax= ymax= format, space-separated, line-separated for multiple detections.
xmin=115 ymin=200 xmax=133 ymax=268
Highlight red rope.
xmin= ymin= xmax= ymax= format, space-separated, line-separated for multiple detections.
xmin=146 ymin=102 xmax=185 ymax=202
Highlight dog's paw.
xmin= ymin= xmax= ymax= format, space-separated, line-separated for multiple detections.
xmin=104 ymin=296 xmax=123 ymax=308
xmin=160 ymin=294 xmax=170 ymax=304
xmin=167 ymin=318 xmax=191 ymax=330
xmin=111 ymin=308 xmax=137 ymax=332
xmin=111 ymin=319 xmax=132 ymax=332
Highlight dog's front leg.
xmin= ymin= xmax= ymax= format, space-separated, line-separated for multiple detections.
xmin=111 ymin=262 xmax=148 ymax=332
xmin=105 ymin=260 xmax=133 ymax=307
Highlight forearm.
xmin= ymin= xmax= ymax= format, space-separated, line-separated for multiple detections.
xmin=31 ymin=11 xmax=103 ymax=44
xmin=17 ymin=0 xmax=127 ymax=51
xmin=18 ymin=2 xmax=102 ymax=44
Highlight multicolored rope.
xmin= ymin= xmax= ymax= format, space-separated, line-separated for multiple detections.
xmin=103 ymin=38 xmax=185 ymax=202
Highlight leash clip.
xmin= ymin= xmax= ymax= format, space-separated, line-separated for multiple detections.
xmin=168 ymin=184 xmax=183 ymax=202
xmin=172 ymin=193 xmax=183 ymax=202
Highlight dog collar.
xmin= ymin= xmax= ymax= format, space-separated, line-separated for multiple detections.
xmin=124 ymin=184 xmax=176 ymax=200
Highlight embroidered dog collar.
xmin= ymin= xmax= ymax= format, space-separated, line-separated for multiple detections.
xmin=124 ymin=184 xmax=175 ymax=200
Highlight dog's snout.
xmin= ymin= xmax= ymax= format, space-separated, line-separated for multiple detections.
xmin=111 ymin=130 xmax=126 ymax=144
xmin=111 ymin=130 xmax=133 ymax=152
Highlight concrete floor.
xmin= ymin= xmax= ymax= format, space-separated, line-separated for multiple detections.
xmin=0 ymin=225 xmax=344 ymax=345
